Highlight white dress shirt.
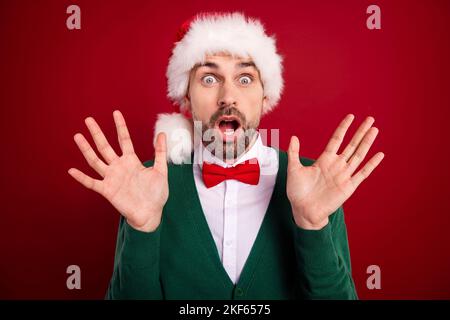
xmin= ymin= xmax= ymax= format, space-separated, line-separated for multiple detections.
xmin=193 ymin=133 xmax=279 ymax=284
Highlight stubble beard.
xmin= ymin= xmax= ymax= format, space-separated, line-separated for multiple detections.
xmin=192 ymin=106 xmax=260 ymax=162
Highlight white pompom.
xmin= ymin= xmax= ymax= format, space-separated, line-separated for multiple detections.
xmin=153 ymin=113 xmax=193 ymax=164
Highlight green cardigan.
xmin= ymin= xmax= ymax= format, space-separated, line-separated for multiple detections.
xmin=105 ymin=150 xmax=358 ymax=300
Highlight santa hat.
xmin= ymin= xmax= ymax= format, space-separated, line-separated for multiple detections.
xmin=154 ymin=12 xmax=284 ymax=164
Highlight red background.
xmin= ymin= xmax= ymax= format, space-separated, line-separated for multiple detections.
xmin=1 ymin=0 xmax=449 ymax=299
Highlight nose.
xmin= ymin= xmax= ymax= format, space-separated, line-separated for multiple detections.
xmin=217 ymin=81 xmax=237 ymax=108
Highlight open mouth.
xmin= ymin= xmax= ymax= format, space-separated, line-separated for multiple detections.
xmin=215 ymin=116 xmax=242 ymax=142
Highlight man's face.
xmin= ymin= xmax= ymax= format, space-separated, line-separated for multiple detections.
xmin=184 ymin=52 xmax=268 ymax=161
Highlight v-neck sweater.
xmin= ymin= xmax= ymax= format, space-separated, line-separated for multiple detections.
xmin=105 ymin=149 xmax=358 ymax=300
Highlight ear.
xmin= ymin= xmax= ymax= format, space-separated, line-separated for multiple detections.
xmin=182 ymin=95 xmax=193 ymax=119
xmin=262 ymin=96 xmax=268 ymax=114
xmin=184 ymin=94 xmax=191 ymax=107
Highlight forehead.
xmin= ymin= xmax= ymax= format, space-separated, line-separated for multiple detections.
xmin=205 ymin=52 xmax=251 ymax=62
xmin=193 ymin=53 xmax=258 ymax=72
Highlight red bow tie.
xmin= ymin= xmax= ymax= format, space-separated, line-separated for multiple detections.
xmin=202 ymin=158 xmax=260 ymax=188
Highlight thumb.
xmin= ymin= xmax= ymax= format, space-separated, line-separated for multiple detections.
xmin=153 ymin=132 xmax=168 ymax=175
xmin=288 ymin=136 xmax=302 ymax=169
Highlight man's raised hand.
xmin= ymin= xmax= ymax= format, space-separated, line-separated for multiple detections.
xmin=68 ymin=110 xmax=169 ymax=232
xmin=287 ymin=114 xmax=385 ymax=230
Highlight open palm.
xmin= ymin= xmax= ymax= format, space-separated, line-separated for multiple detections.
xmin=287 ymin=114 xmax=384 ymax=230
xmin=68 ymin=110 xmax=169 ymax=232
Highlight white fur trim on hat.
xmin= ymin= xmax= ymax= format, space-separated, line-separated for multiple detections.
xmin=166 ymin=12 xmax=284 ymax=114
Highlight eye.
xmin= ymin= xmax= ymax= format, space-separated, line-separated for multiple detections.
xmin=239 ymin=75 xmax=252 ymax=85
xmin=201 ymin=75 xmax=218 ymax=85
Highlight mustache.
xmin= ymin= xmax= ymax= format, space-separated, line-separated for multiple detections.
xmin=208 ymin=106 xmax=246 ymax=128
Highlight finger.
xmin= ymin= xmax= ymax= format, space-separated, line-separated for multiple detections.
xmin=287 ymin=136 xmax=303 ymax=169
xmin=68 ymin=167 xmax=103 ymax=194
xmin=74 ymin=133 xmax=108 ymax=178
xmin=113 ymin=110 xmax=135 ymax=155
xmin=350 ymin=152 xmax=385 ymax=189
xmin=341 ymin=116 xmax=375 ymax=161
xmin=153 ymin=132 xmax=168 ymax=175
xmin=85 ymin=117 xmax=119 ymax=164
xmin=347 ymin=127 xmax=379 ymax=174
xmin=324 ymin=114 xmax=355 ymax=154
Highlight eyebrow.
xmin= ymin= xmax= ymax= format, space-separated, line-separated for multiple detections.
xmin=196 ymin=61 xmax=257 ymax=70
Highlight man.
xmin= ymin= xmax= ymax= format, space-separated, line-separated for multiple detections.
xmin=68 ymin=12 xmax=384 ymax=299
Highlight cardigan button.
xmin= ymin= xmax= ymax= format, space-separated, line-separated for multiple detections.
xmin=235 ymin=287 xmax=244 ymax=296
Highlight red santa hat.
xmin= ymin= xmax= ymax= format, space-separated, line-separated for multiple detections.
xmin=155 ymin=12 xmax=284 ymax=164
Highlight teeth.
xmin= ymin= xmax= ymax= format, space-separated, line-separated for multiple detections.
xmin=224 ymin=129 xmax=234 ymax=136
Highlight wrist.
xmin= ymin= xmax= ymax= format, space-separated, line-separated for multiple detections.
xmin=292 ymin=205 xmax=329 ymax=230
xmin=294 ymin=217 xmax=329 ymax=230
xmin=126 ymin=212 xmax=162 ymax=233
